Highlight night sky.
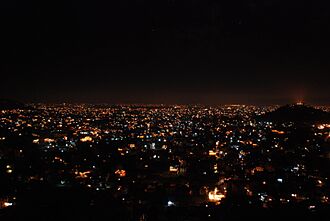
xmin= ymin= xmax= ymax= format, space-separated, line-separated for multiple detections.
xmin=1 ymin=0 xmax=330 ymax=105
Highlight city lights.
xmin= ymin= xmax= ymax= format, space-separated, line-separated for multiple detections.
xmin=0 ymin=103 xmax=329 ymax=219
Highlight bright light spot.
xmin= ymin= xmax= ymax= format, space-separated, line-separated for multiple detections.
xmin=4 ymin=202 xmax=13 ymax=207
xmin=115 ymin=169 xmax=126 ymax=177
xmin=80 ymin=136 xmax=93 ymax=142
xmin=167 ymin=201 xmax=175 ymax=207
xmin=169 ymin=166 xmax=179 ymax=173
xmin=209 ymin=150 xmax=217 ymax=156
xmin=309 ymin=205 xmax=316 ymax=210
xmin=208 ymin=188 xmax=226 ymax=203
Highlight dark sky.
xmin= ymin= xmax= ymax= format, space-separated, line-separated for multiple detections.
xmin=1 ymin=0 xmax=330 ymax=105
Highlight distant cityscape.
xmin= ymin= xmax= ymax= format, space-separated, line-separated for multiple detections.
xmin=0 ymin=103 xmax=329 ymax=220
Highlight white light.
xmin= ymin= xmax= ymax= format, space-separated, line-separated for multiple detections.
xmin=277 ymin=178 xmax=283 ymax=183
xmin=4 ymin=202 xmax=13 ymax=207
xmin=167 ymin=201 xmax=175 ymax=207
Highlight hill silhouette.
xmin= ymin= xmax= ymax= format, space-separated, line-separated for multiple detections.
xmin=260 ymin=104 xmax=330 ymax=124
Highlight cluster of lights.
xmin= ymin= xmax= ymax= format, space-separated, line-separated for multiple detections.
xmin=208 ymin=188 xmax=226 ymax=204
